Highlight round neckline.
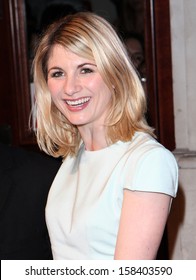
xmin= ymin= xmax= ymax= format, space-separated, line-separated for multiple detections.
xmin=82 ymin=141 xmax=121 ymax=154
xmin=79 ymin=141 xmax=134 ymax=161
xmin=81 ymin=132 xmax=139 ymax=154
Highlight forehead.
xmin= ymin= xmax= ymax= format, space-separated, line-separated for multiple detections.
xmin=47 ymin=44 xmax=95 ymax=67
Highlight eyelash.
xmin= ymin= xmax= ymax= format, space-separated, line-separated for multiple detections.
xmin=50 ymin=71 xmax=64 ymax=78
xmin=81 ymin=68 xmax=94 ymax=74
xmin=49 ymin=67 xmax=94 ymax=78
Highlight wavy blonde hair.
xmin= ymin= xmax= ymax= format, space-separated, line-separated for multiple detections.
xmin=33 ymin=12 xmax=154 ymax=158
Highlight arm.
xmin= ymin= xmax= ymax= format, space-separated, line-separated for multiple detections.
xmin=114 ymin=190 xmax=172 ymax=260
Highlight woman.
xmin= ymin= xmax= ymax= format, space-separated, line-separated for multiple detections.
xmin=33 ymin=12 xmax=178 ymax=259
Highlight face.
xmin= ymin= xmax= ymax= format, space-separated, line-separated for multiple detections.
xmin=47 ymin=44 xmax=113 ymax=131
xmin=125 ymin=38 xmax=144 ymax=70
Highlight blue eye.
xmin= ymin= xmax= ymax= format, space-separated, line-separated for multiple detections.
xmin=51 ymin=71 xmax=64 ymax=78
xmin=81 ymin=68 xmax=93 ymax=74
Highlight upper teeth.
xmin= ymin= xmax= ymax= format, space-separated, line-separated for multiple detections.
xmin=66 ymin=97 xmax=90 ymax=106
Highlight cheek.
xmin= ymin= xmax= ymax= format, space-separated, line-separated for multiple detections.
xmin=88 ymin=76 xmax=110 ymax=95
xmin=47 ymin=81 xmax=54 ymax=94
xmin=47 ymin=80 xmax=62 ymax=96
xmin=47 ymin=82 xmax=60 ymax=106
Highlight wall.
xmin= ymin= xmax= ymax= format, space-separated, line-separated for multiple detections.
xmin=167 ymin=0 xmax=196 ymax=259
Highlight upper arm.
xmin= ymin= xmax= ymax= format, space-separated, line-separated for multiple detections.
xmin=114 ymin=189 xmax=172 ymax=260
xmin=114 ymin=144 xmax=178 ymax=259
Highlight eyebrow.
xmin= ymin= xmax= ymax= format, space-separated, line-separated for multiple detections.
xmin=47 ymin=66 xmax=63 ymax=73
xmin=48 ymin=62 xmax=97 ymax=72
xmin=78 ymin=62 xmax=97 ymax=68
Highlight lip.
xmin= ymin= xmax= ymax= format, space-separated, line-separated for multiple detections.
xmin=64 ymin=96 xmax=91 ymax=112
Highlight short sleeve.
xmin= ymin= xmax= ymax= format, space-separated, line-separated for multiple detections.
xmin=124 ymin=147 xmax=178 ymax=197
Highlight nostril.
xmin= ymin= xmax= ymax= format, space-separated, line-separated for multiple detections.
xmin=64 ymin=82 xmax=82 ymax=96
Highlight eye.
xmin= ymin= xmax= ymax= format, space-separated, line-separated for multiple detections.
xmin=50 ymin=70 xmax=64 ymax=78
xmin=80 ymin=68 xmax=94 ymax=74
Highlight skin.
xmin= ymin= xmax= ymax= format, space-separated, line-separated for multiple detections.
xmin=124 ymin=37 xmax=144 ymax=69
xmin=47 ymin=44 xmax=112 ymax=151
xmin=114 ymin=191 xmax=171 ymax=259
xmin=47 ymin=44 xmax=172 ymax=259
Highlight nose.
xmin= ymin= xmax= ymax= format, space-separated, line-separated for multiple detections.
xmin=64 ymin=75 xmax=82 ymax=96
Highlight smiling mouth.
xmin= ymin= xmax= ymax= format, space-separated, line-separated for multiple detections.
xmin=65 ymin=97 xmax=91 ymax=107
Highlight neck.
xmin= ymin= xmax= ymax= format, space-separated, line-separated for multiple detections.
xmin=78 ymin=125 xmax=108 ymax=151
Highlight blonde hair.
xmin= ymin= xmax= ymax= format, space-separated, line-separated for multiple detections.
xmin=33 ymin=12 xmax=154 ymax=158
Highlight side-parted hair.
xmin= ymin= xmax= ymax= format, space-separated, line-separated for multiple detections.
xmin=33 ymin=11 xmax=154 ymax=158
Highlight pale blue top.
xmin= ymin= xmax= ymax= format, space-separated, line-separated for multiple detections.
xmin=46 ymin=132 xmax=178 ymax=259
